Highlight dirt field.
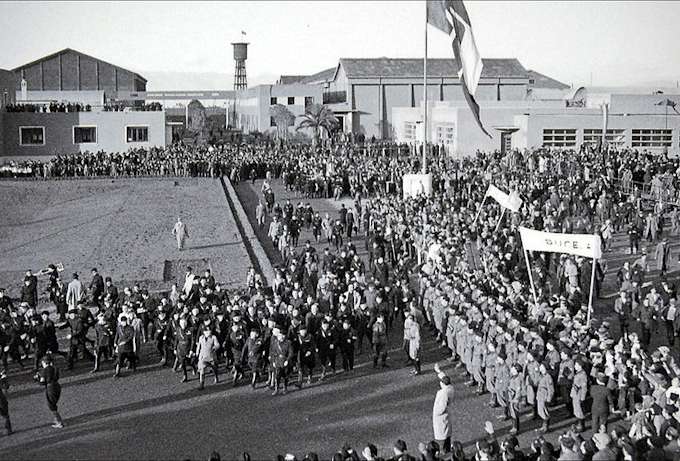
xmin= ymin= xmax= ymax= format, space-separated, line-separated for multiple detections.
xmin=0 ymin=178 xmax=252 ymax=295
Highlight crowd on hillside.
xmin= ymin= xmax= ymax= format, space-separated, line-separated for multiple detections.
xmin=3 ymin=141 xmax=680 ymax=459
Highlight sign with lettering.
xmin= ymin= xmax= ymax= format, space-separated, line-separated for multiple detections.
xmin=519 ymin=227 xmax=602 ymax=259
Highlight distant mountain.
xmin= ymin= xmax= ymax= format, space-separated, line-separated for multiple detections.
xmin=143 ymin=70 xmax=279 ymax=91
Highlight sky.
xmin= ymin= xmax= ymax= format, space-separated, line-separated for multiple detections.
xmin=1 ymin=1 xmax=679 ymax=90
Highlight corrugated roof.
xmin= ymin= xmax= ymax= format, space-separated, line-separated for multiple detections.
xmin=526 ymin=69 xmax=569 ymax=90
xmin=338 ymin=57 xmax=528 ymax=79
xmin=13 ymin=48 xmax=147 ymax=83
xmin=298 ymin=67 xmax=336 ymax=84
xmin=277 ymin=75 xmax=307 ymax=85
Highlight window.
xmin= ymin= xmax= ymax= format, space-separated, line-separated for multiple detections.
xmin=632 ymin=129 xmax=672 ymax=148
xmin=73 ymin=126 xmax=97 ymax=144
xmin=270 ymin=97 xmax=277 ymax=105
xmin=304 ymin=96 xmax=313 ymax=107
xmin=404 ymin=122 xmax=417 ymax=140
xmin=435 ymin=124 xmax=455 ymax=143
xmin=287 ymin=97 xmax=295 ymax=105
xmin=542 ymin=128 xmax=576 ymax=148
xmin=583 ymin=128 xmax=626 ymax=147
xmin=270 ymin=116 xmax=276 ymax=127
xmin=126 ymin=126 xmax=148 ymax=143
xmin=19 ymin=126 xmax=44 ymax=146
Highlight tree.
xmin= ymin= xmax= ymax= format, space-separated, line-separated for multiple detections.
xmin=269 ymin=104 xmax=296 ymax=141
xmin=296 ymin=103 xmax=338 ymax=147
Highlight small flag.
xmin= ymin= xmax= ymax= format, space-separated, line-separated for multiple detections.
xmin=427 ymin=0 xmax=491 ymax=138
xmin=241 ymin=30 xmax=247 ymax=36
xmin=656 ymin=98 xmax=679 ymax=114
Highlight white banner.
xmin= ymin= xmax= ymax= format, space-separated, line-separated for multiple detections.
xmin=519 ymin=226 xmax=602 ymax=259
xmin=487 ymin=184 xmax=523 ymax=213
xmin=403 ymin=174 xmax=433 ymax=198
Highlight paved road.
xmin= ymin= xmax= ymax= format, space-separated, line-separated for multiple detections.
xmin=2 ymin=178 xmax=680 ymax=459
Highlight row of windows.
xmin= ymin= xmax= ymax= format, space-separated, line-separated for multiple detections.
xmin=403 ymin=122 xmax=455 ymax=144
xmin=542 ymin=128 xmax=675 ymax=148
xmin=270 ymin=96 xmax=314 ymax=106
xmin=18 ymin=126 xmax=149 ymax=146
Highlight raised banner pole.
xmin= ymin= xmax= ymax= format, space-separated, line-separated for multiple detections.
xmin=494 ymin=208 xmax=506 ymax=232
xmin=472 ymin=194 xmax=487 ymax=227
xmin=422 ymin=0 xmax=428 ymax=174
xmin=523 ymin=248 xmax=539 ymax=310
xmin=586 ymin=258 xmax=597 ymax=328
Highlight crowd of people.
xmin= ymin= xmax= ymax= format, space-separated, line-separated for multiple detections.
xmin=3 ymin=140 xmax=680 ymax=460
xmin=4 ymin=102 xmax=92 ymax=113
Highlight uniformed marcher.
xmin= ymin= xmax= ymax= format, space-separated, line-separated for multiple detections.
xmin=295 ymin=326 xmax=316 ymax=388
xmin=174 ymin=317 xmax=196 ymax=383
xmin=508 ymin=364 xmax=523 ymax=434
xmin=195 ymin=326 xmax=220 ymax=390
xmin=241 ymin=329 xmax=264 ymax=388
xmin=372 ymin=313 xmax=388 ymax=368
xmin=536 ymin=362 xmax=555 ymax=433
xmin=571 ymin=359 xmax=588 ymax=432
xmin=37 ymin=355 xmax=64 ymax=429
xmin=269 ymin=327 xmax=293 ymax=395
xmin=0 ymin=370 xmax=12 ymax=436
xmin=114 ymin=316 xmax=137 ymax=377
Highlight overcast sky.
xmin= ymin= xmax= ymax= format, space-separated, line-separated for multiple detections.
xmin=1 ymin=1 xmax=679 ymax=90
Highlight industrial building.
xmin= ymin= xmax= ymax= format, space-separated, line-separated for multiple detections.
xmin=1 ymin=45 xmax=677 ymax=158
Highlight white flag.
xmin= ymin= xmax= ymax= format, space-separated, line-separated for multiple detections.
xmin=486 ymin=184 xmax=522 ymax=213
xmin=519 ymin=227 xmax=602 ymax=259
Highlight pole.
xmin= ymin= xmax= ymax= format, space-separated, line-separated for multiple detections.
xmin=523 ymin=249 xmax=539 ymax=309
xmin=494 ymin=208 xmax=506 ymax=232
xmin=422 ymin=0 xmax=428 ymax=174
xmin=472 ymin=194 xmax=487 ymax=227
xmin=586 ymin=258 xmax=597 ymax=328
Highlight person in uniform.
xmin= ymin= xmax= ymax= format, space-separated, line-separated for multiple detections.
xmin=195 ymin=326 xmax=220 ymax=390
xmin=0 ymin=370 xmax=12 ymax=436
xmin=485 ymin=343 xmax=497 ymax=406
xmin=571 ymin=359 xmax=589 ymax=432
xmin=174 ymin=317 xmax=196 ymax=383
xmin=494 ymin=353 xmax=510 ymax=418
xmin=153 ymin=310 xmax=172 ymax=367
xmin=269 ymin=327 xmax=293 ymax=395
xmin=241 ymin=328 xmax=264 ymax=389
xmin=372 ymin=313 xmax=388 ymax=368
xmin=316 ymin=318 xmax=338 ymax=380
xmin=524 ymin=350 xmax=541 ymax=421
xmin=229 ymin=321 xmax=246 ymax=386
xmin=172 ymin=217 xmax=189 ymax=251
xmin=590 ymin=371 xmax=614 ymax=433
xmin=61 ymin=309 xmax=95 ymax=370
xmin=536 ymin=362 xmax=555 ymax=433
xmin=507 ymin=364 xmax=523 ymax=434
xmin=37 ymin=355 xmax=64 ymax=429
xmin=113 ymin=316 xmax=137 ymax=377
xmin=295 ymin=326 xmax=316 ymax=388
xmin=92 ymin=313 xmax=114 ymax=373
xmin=405 ymin=313 xmax=422 ymax=375
xmin=339 ymin=318 xmax=357 ymax=372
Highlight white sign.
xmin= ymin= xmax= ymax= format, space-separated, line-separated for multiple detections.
xmin=519 ymin=226 xmax=602 ymax=259
xmin=403 ymin=173 xmax=433 ymax=198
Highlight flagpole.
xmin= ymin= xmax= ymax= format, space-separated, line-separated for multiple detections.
xmin=472 ymin=194 xmax=487 ymax=227
xmin=494 ymin=208 xmax=505 ymax=232
xmin=523 ymin=249 xmax=539 ymax=309
xmin=586 ymin=258 xmax=597 ymax=328
xmin=422 ymin=0 xmax=428 ymax=174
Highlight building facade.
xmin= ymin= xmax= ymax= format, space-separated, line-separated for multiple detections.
xmin=13 ymin=48 xmax=147 ymax=104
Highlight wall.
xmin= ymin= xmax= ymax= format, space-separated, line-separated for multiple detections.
xmin=1 ymin=110 xmax=165 ymax=157
xmin=16 ymin=90 xmax=104 ymax=105
xmin=517 ymin=111 xmax=680 ymax=153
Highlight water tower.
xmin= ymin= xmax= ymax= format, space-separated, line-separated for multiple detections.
xmin=231 ymin=42 xmax=249 ymax=91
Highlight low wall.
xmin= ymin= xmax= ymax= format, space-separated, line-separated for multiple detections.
xmin=220 ymin=176 xmax=275 ymax=285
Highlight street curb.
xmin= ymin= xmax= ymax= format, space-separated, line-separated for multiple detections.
xmin=220 ymin=176 xmax=275 ymax=285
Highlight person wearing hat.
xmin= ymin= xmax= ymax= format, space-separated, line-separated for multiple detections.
xmin=37 ymin=355 xmax=64 ymax=429
xmin=372 ymin=313 xmax=388 ymax=369
xmin=173 ymin=316 xmax=196 ymax=383
xmin=91 ymin=313 xmax=114 ymax=373
xmin=570 ymin=360 xmax=589 ymax=432
xmin=240 ymin=328 xmax=264 ymax=389
xmin=113 ymin=316 xmax=137 ymax=378
xmin=269 ymin=327 xmax=293 ymax=395
xmin=317 ymin=317 xmax=339 ymax=380
xmin=432 ymin=363 xmax=454 ymax=453
xmin=507 ymin=364 xmax=524 ymax=434
xmin=557 ymin=348 xmax=574 ymax=412
xmin=494 ymin=353 xmax=511 ymax=417
xmin=153 ymin=309 xmax=172 ymax=367
xmin=21 ymin=270 xmax=38 ymax=309
xmin=88 ymin=268 xmax=104 ymax=307
xmin=339 ymin=318 xmax=357 ymax=372
xmin=195 ymin=325 xmax=219 ymax=390
xmin=60 ymin=308 xmax=95 ymax=370
xmin=0 ymin=369 xmax=12 ymax=435
xmin=536 ymin=362 xmax=555 ymax=433
xmin=295 ymin=326 xmax=316 ymax=388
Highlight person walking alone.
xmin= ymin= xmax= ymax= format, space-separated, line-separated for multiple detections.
xmin=172 ymin=217 xmax=189 ymax=251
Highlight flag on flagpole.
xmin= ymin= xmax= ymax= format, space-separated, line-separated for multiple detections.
xmin=656 ymin=98 xmax=679 ymax=114
xmin=427 ymin=0 xmax=491 ymax=138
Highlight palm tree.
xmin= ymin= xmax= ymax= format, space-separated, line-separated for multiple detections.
xmin=296 ymin=103 xmax=338 ymax=147
xmin=269 ymin=104 xmax=296 ymax=141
